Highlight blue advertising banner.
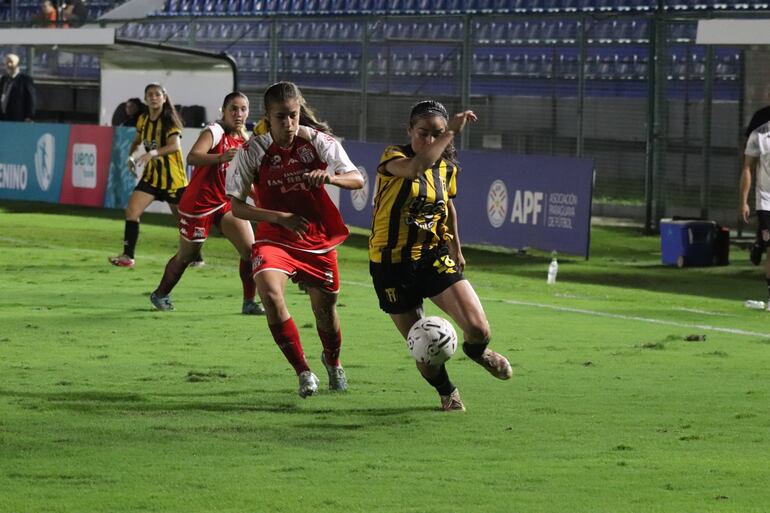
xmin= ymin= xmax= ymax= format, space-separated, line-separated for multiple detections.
xmin=0 ymin=122 xmax=70 ymax=203
xmin=103 ymin=127 xmax=138 ymax=209
xmin=339 ymin=142 xmax=594 ymax=258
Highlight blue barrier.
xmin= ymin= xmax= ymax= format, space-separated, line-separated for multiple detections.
xmin=103 ymin=127 xmax=138 ymax=209
xmin=0 ymin=122 xmax=70 ymax=203
xmin=339 ymin=141 xmax=594 ymax=258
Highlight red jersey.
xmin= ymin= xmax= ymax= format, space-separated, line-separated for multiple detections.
xmin=226 ymin=126 xmax=357 ymax=253
xmin=179 ymin=122 xmax=246 ymax=217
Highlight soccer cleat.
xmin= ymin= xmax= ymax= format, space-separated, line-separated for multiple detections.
xmin=242 ymin=299 xmax=266 ymax=315
xmin=440 ymin=388 xmax=466 ymax=412
xmin=150 ymin=291 xmax=174 ymax=311
xmin=474 ymin=349 xmax=513 ymax=380
xmin=750 ymin=242 xmax=764 ymax=266
xmin=298 ymin=371 xmax=320 ymax=398
xmin=108 ymin=254 xmax=135 ymax=268
xmin=188 ymin=256 xmax=205 ymax=268
xmin=321 ymin=352 xmax=348 ymax=392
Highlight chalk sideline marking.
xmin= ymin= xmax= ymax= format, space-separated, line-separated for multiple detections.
xmin=494 ymin=298 xmax=770 ymax=338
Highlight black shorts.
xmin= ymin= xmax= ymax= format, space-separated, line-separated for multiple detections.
xmin=370 ymin=246 xmax=465 ymax=314
xmin=134 ymin=179 xmax=186 ymax=205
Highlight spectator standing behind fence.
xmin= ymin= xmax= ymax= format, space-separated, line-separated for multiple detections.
xmin=0 ymin=54 xmax=35 ymax=122
xmin=62 ymin=0 xmax=88 ymax=27
xmin=36 ymin=0 xmax=59 ymax=27
xmin=739 ymin=120 xmax=770 ymax=307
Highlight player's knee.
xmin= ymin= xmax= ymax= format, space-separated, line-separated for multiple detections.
xmin=259 ymin=289 xmax=285 ymax=312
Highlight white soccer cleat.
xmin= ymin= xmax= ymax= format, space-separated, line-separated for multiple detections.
xmin=474 ymin=349 xmax=513 ymax=380
xmin=440 ymin=388 xmax=466 ymax=412
xmin=298 ymin=371 xmax=320 ymax=398
xmin=321 ymin=352 xmax=348 ymax=392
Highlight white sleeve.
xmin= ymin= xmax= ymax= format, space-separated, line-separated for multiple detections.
xmin=205 ymin=122 xmax=225 ymax=151
xmin=745 ymin=131 xmax=760 ymax=157
xmin=225 ymin=135 xmax=266 ymax=201
xmin=309 ymin=128 xmax=357 ymax=175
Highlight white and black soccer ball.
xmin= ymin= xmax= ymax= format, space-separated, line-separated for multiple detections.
xmin=406 ymin=316 xmax=458 ymax=366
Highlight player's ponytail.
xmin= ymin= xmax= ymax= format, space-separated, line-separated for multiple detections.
xmin=409 ymin=100 xmax=459 ymax=167
xmin=145 ymin=82 xmax=183 ymax=131
xmin=263 ymin=81 xmax=332 ymax=134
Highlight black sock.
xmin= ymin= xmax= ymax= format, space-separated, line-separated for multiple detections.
xmin=765 ymin=278 xmax=770 ymax=299
xmin=462 ymin=340 xmax=489 ymax=360
xmin=422 ymin=364 xmax=455 ymax=396
xmin=123 ymin=220 xmax=139 ymax=258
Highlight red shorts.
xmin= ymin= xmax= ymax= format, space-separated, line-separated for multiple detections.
xmin=252 ymin=243 xmax=340 ymax=293
xmin=178 ymin=203 xmax=231 ymax=242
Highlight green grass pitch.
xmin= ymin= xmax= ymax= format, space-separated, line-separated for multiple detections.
xmin=1 ymin=201 xmax=769 ymax=513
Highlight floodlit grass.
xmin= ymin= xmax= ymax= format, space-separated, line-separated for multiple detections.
xmin=1 ymin=201 xmax=769 ymax=513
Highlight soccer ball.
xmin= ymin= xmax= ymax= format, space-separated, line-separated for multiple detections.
xmin=406 ymin=316 xmax=458 ymax=366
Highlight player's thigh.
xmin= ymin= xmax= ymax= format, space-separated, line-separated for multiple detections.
xmin=390 ymin=309 xmax=424 ymax=339
xmin=255 ymin=270 xmax=290 ymax=323
xmin=125 ymin=189 xmax=155 ymax=220
xmin=430 ymin=279 xmax=489 ymax=341
xmin=219 ymin=211 xmax=255 ymax=260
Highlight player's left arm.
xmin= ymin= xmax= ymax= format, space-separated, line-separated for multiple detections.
xmin=305 ymin=129 xmax=364 ymax=190
xmin=446 ymin=199 xmax=465 ymax=272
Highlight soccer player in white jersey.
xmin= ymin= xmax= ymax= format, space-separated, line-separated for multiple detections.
xmin=740 ymin=120 xmax=770 ymax=304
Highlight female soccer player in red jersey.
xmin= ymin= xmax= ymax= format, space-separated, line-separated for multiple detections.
xmin=148 ymin=92 xmax=265 ymax=315
xmin=369 ymin=100 xmax=512 ymax=412
xmin=109 ymin=83 xmax=187 ymax=268
xmin=226 ymin=81 xmax=363 ymax=398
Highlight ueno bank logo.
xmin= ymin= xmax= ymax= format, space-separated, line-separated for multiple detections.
xmin=72 ymin=143 xmax=97 ymax=189
xmin=350 ymin=165 xmax=369 ymax=211
xmin=35 ymin=133 xmax=55 ymax=191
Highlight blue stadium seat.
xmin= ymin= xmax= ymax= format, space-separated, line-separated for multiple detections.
xmin=669 ymin=23 xmax=696 ymax=43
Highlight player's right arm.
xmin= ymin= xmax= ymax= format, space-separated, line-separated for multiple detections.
xmin=230 ymin=197 xmax=309 ymax=239
xmin=741 ymin=130 xmax=761 ymax=224
xmin=225 ymin=135 xmax=309 ymax=239
xmin=740 ymin=155 xmax=757 ymax=224
xmin=384 ymin=110 xmax=476 ymax=179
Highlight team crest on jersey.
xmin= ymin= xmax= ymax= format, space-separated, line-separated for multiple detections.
xmin=298 ymin=145 xmax=314 ymax=164
xmin=193 ymin=227 xmax=206 ymax=239
xmin=271 ymin=154 xmax=282 ymax=167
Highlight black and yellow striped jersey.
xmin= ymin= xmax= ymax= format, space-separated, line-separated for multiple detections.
xmin=136 ymin=113 xmax=187 ymax=192
xmin=368 ymin=144 xmax=458 ymax=264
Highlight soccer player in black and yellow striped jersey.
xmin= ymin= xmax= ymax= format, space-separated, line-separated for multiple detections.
xmin=369 ymin=100 xmax=512 ymax=412
xmin=109 ymin=83 xmax=187 ymax=268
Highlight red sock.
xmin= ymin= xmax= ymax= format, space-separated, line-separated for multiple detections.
xmin=269 ymin=318 xmax=309 ymax=375
xmin=239 ymin=258 xmax=256 ymax=300
xmin=156 ymin=255 xmax=187 ymax=296
xmin=318 ymin=328 xmax=342 ymax=367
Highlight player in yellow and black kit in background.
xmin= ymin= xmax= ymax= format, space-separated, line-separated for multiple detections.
xmin=368 ymin=100 xmax=513 ymax=412
xmin=109 ymin=83 xmax=188 ymax=268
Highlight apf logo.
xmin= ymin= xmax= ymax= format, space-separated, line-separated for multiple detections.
xmin=350 ymin=165 xmax=369 ymax=212
xmin=34 ymin=133 xmax=55 ymax=191
xmin=487 ymin=179 xmax=508 ymax=228
xmin=72 ymin=143 xmax=97 ymax=189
